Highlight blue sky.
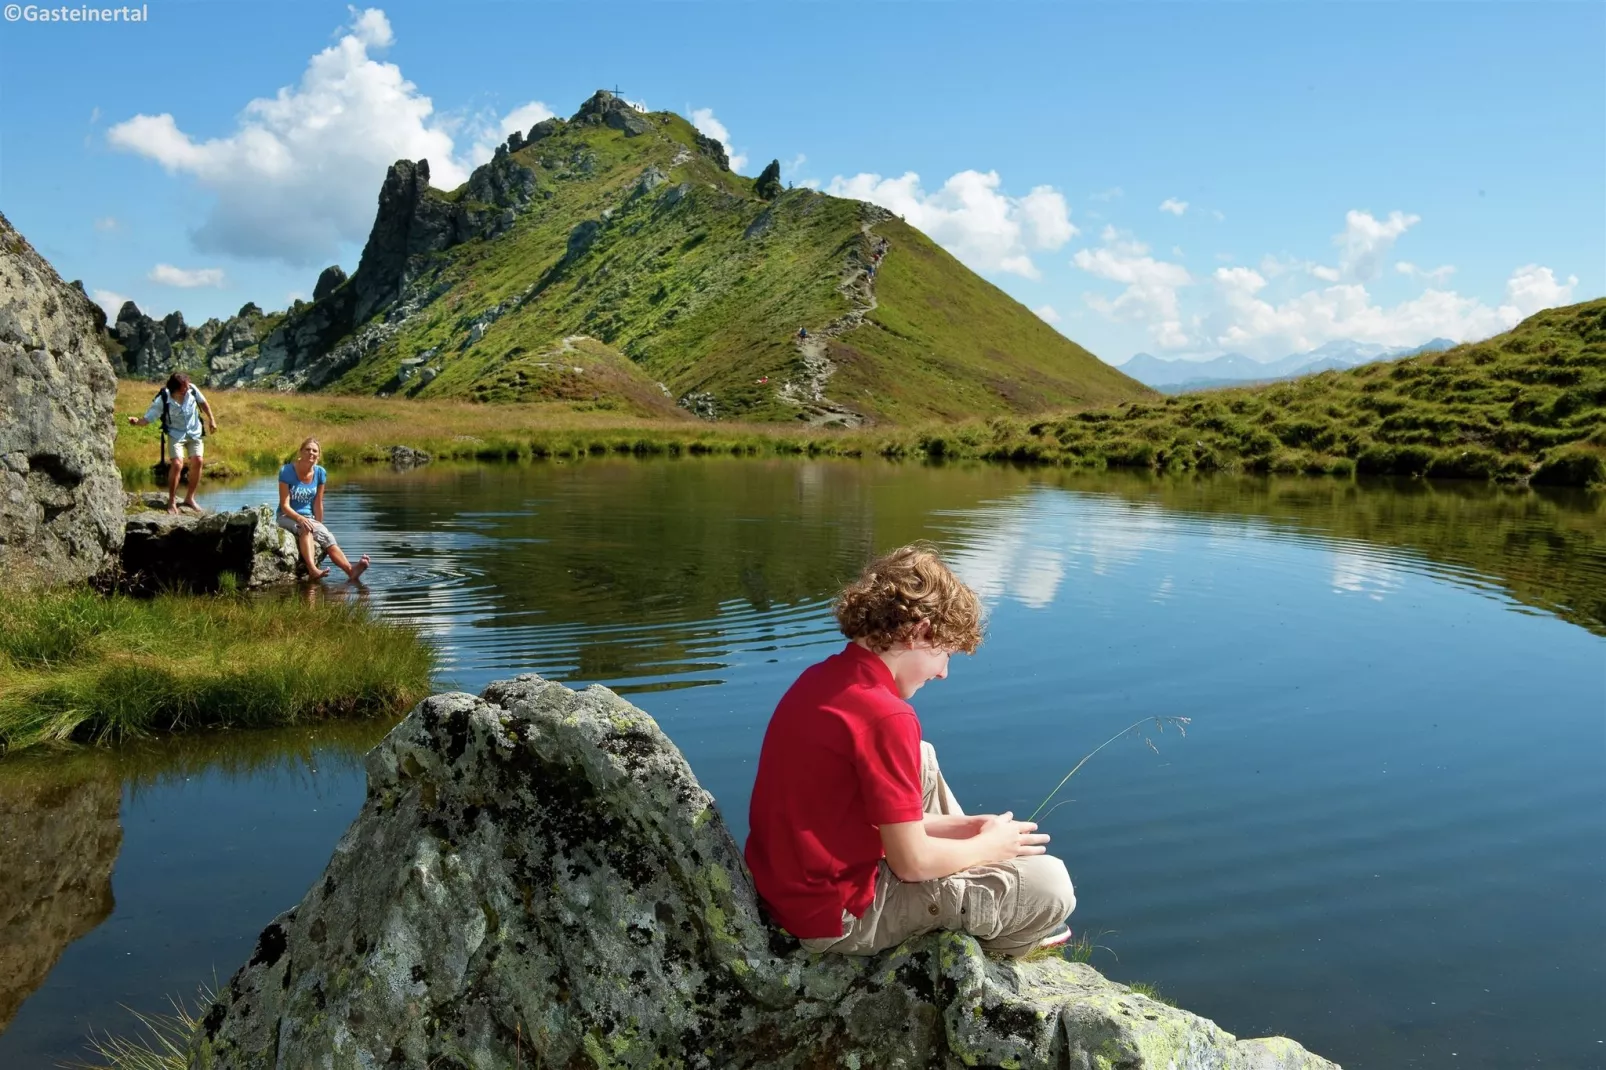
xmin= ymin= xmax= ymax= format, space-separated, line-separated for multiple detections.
xmin=2 ymin=1 xmax=1600 ymax=364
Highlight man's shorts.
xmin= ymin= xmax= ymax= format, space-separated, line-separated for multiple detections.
xmin=169 ymin=434 xmax=204 ymax=461
xmin=276 ymin=511 xmax=337 ymax=551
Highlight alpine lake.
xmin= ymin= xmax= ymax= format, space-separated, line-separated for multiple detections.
xmin=1 ymin=458 xmax=1602 ymax=1068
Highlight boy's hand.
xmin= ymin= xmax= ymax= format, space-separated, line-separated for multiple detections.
xmin=976 ymin=811 xmax=1049 ymax=863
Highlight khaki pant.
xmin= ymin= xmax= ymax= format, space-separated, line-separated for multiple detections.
xmin=800 ymin=741 xmax=1076 ymax=959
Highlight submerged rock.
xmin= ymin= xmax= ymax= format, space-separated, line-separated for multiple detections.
xmin=190 ymin=675 xmax=1339 ymax=1069
xmin=0 ymin=211 xmax=125 ymax=588
xmin=120 ymin=502 xmax=299 ymax=593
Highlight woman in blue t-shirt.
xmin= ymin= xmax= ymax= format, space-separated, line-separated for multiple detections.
xmin=277 ymin=437 xmax=370 ymax=581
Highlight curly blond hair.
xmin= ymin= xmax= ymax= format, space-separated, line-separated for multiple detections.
xmin=834 ymin=543 xmax=983 ymax=653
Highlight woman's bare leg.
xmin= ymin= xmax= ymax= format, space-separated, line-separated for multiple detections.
xmin=298 ymin=529 xmax=329 ymax=579
xmin=324 ymin=543 xmax=370 ymax=580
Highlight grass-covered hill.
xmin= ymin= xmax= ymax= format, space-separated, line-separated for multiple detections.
xmin=161 ymin=91 xmax=1145 ymax=425
xmin=932 ymin=298 xmax=1606 ymax=486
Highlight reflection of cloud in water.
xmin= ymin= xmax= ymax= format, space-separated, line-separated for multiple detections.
xmin=1331 ymin=549 xmax=1404 ymax=601
xmin=941 ymin=490 xmax=1179 ymax=610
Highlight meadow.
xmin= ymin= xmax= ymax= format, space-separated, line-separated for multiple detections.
xmin=0 ymin=589 xmax=435 ymax=755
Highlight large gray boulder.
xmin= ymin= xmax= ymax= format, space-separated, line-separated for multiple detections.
xmin=190 ymin=675 xmax=1339 ymax=1069
xmin=120 ymin=501 xmax=300 ymax=593
xmin=0 ymin=211 xmax=125 ymax=587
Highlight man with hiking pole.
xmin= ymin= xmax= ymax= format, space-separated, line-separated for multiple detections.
xmin=127 ymin=372 xmax=217 ymax=514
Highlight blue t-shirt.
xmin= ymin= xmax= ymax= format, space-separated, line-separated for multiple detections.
xmin=279 ymin=463 xmax=327 ymax=517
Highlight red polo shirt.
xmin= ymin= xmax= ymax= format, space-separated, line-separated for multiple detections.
xmin=745 ymin=642 xmax=925 ymax=938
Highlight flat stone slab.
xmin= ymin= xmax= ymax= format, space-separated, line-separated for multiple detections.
xmin=121 ymin=501 xmax=299 ymax=593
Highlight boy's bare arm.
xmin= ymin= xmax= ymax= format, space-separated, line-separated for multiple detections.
xmin=880 ymin=813 xmax=1047 ymax=883
xmin=923 ymin=813 xmax=985 ymax=839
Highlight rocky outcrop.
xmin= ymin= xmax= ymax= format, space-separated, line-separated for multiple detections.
xmin=120 ymin=501 xmax=300 ymax=593
xmin=0 ymin=212 xmax=125 ymax=588
xmin=754 ymin=159 xmax=783 ymax=200
xmin=565 ymin=218 xmax=604 ymax=261
xmin=208 ymin=147 xmax=550 ymax=391
xmin=351 ymin=159 xmax=457 ymax=327
xmin=190 ymin=674 xmax=1338 ymax=1070
xmin=633 ymin=165 xmax=669 ymax=199
xmin=111 ymin=299 xmax=272 ymax=382
xmin=313 ymin=265 xmax=348 ymax=302
xmin=526 ymin=117 xmax=565 ymax=144
xmin=0 ymin=767 xmax=121 ymax=1033
xmin=693 ymin=130 xmax=732 ymax=171
xmin=571 ymin=89 xmax=652 ymax=136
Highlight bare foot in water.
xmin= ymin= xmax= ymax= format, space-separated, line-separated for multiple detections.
xmin=308 ymin=566 xmax=331 ymax=580
xmin=348 ymin=554 xmax=370 ymax=581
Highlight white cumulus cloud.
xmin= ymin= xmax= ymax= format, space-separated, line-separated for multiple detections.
xmin=1072 ymin=227 xmax=1192 ymax=347
xmin=689 ymin=107 xmax=747 ymax=173
xmin=1503 ymin=264 xmax=1578 ymax=319
xmin=1159 ymin=198 xmax=1188 ymax=216
xmin=826 ymin=169 xmax=1076 ymax=279
xmin=149 ymin=264 xmax=226 ymax=288
xmin=1073 ymin=208 xmax=1581 ymax=358
xmin=1335 ymin=209 xmax=1419 ymax=281
xmin=1203 ymin=260 xmax=1578 ymax=356
xmin=93 ymin=216 xmax=119 ymax=232
xmin=106 ymin=7 xmax=541 ymax=266
xmin=1396 ymin=261 xmax=1456 ymax=284
xmin=1034 ymin=304 xmax=1061 ymax=324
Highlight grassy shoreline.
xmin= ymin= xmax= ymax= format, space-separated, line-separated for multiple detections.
xmin=115 ymin=299 xmax=1606 ymax=487
xmin=0 ymin=589 xmax=434 ymax=756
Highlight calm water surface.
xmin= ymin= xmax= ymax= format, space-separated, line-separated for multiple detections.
xmin=2 ymin=461 xmax=1603 ymax=1068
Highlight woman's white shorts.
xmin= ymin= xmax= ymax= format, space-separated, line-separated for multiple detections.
xmin=276 ymin=511 xmax=336 ymax=550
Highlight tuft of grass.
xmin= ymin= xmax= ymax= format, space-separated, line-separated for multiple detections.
xmin=1028 ymin=927 xmax=1119 ymax=966
xmin=68 ymin=989 xmax=208 ymax=1070
xmin=1124 ymin=981 xmax=1178 ymax=1007
xmin=0 ymin=589 xmax=435 ymax=755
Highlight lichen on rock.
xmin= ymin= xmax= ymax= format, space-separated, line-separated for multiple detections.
xmin=189 ymin=675 xmax=1339 ymax=1069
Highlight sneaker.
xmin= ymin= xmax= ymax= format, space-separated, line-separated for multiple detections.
xmin=1037 ymin=923 xmax=1074 ymax=950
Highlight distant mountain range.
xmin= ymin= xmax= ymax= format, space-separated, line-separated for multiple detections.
xmin=1117 ymin=338 xmax=1456 ymax=393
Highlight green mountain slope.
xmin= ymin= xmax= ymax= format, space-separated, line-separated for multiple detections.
xmin=949 ymin=297 xmax=1606 ymax=485
xmin=188 ymin=92 xmax=1147 ymax=424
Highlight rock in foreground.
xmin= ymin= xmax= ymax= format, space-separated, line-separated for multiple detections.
xmin=191 ymin=675 xmax=1339 ymax=1069
xmin=0 ymin=212 xmax=125 ymax=587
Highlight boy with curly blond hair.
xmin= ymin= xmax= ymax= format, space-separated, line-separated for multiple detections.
xmin=745 ymin=543 xmax=1076 ymax=957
